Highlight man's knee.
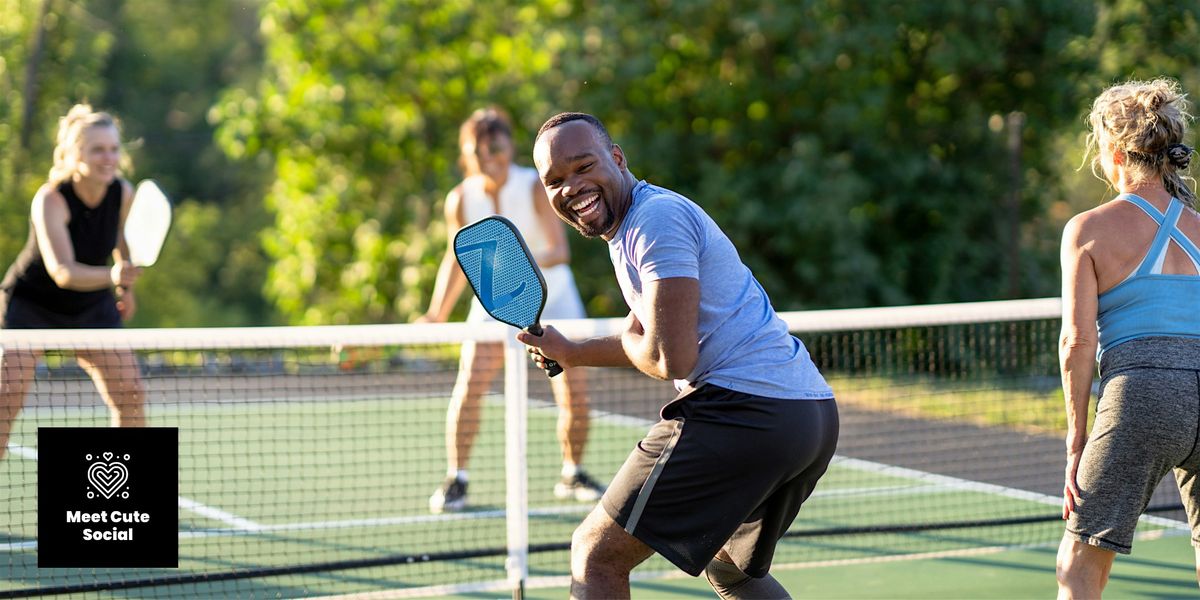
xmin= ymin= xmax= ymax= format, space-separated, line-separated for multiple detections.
xmin=570 ymin=509 xmax=647 ymax=577
xmin=570 ymin=516 xmax=606 ymax=567
xmin=704 ymin=559 xmax=790 ymax=600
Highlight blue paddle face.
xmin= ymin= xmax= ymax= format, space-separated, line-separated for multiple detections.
xmin=454 ymin=216 xmax=548 ymax=330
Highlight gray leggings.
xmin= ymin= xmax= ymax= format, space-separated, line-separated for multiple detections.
xmin=1067 ymin=336 xmax=1200 ymax=553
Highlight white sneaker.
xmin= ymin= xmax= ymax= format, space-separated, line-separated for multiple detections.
xmin=429 ymin=476 xmax=468 ymax=513
xmin=554 ymin=470 xmax=605 ymax=502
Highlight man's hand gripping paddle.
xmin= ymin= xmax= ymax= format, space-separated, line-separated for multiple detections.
xmin=454 ymin=216 xmax=563 ymax=377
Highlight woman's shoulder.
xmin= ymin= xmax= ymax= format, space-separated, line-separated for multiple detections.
xmin=116 ymin=177 xmax=133 ymax=198
xmin=1063 ymin=198 xmax=1152 ymax=246
xmin=33 ymin=182 xmax=67 ymax=208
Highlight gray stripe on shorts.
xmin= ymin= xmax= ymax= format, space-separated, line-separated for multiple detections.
xmin=625 ymin=418 xmax=684 ymax=535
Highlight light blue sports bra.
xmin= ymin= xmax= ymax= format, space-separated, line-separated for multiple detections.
xmin=1096 ymin=194 xmax=1200 ymax=356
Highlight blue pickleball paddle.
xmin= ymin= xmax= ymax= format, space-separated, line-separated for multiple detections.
xmin=454 ymin=216 xmax=563 ymax=377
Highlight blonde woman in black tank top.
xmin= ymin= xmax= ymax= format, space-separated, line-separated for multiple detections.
xmin=0 ymin=104 xmax=145 ymax=460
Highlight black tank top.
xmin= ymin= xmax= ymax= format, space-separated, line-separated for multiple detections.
xmin=1 ymin=179 xmax=122 ymax=315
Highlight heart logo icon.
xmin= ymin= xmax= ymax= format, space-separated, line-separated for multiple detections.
xmin=87 ymin=461 xmax=129 ymax=499
xmin=103 ymin=452 xmax=113 ymax=461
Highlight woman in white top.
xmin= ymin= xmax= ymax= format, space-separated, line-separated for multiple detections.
xmin=421 ymin=107 xmax=603 ymax=512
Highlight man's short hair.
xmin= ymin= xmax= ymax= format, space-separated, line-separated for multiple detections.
xmin=536 ymin=112 xmax=613 ymax=147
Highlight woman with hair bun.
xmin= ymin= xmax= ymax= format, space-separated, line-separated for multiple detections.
xmin=0 ymin=103 xmax=146 ymax=460
xmin=1058 ymin=78 xmax=1200 ymax=597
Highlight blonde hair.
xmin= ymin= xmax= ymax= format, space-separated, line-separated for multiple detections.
xmin=47 ymin=103 xmax=126 ymax=186
xmin=457 ymin=106 xmax=513 ymax=176
xmin=1086 ymin=78 xmax=1196 ymax=207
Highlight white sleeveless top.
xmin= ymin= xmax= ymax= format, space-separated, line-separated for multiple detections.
xmin=459 ymin=165 xmax=586 ymax=323
xmin=460 ymin=165 xmax=550 ymax=258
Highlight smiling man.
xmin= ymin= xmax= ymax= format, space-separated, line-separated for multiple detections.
xmin=517 ymin=112 xmax=840 ymax=599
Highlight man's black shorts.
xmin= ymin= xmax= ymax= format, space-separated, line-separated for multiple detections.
xmin=601 ymin=384 xmax=838 ymax=577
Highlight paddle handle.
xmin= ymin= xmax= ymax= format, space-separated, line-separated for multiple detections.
xmin=525 ymin=324 xmax=563 ymax=377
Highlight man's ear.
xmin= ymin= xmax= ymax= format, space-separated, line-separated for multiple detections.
xmin=612 ymin=144 xmax=626 ymax=169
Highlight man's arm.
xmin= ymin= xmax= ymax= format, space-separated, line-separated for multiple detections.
xmin=620 ymin=277 xmax=698 ymax=380
xmin=517 ymin=277 xmax=699 ymax=380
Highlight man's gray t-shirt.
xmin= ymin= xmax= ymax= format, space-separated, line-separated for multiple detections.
xmin=607 ymin=180 xmax=833 ymax=400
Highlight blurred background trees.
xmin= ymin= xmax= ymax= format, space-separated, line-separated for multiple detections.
xmin=2 ymin=0 xmax=1198 ymax=326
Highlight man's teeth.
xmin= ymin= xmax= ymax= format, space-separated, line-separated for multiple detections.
xmin=571 ymin=195 xmax=598 ymax=215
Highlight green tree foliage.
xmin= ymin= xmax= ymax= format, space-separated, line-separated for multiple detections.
xmin=0 ymin=0 xmax=113 ymax=265
xmin=545 ymin=0 xmax=1097 ymax=309
xmin=7 ymin=1 xmax=1200 ymax=327
xmin=1056 ymin=1 xmax=1200 ymax=212
xmin=221 ymin=0 xmax=1117 ymax=324
xmin=215 ymin=0 xmax=566 ymax=324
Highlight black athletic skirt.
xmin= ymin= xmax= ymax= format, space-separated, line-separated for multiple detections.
xmin=0 ymin=290 xmax=121 ymax=329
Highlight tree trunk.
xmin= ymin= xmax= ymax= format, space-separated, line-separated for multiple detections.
xmin=20 ymin=0 xmax=54 ymax=150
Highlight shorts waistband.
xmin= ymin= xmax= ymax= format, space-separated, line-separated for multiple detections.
xmin=1099 ymin=336 xmax=1200 ymax=375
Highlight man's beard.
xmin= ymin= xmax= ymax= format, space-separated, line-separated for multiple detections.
xmin=570 ymin=205 xmax=615 ymax=239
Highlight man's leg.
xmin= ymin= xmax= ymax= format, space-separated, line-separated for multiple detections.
xmin=704 ymin=550 xmax=790 ymax=599
xmin=570 ymin=505 xmax=654 ymax=600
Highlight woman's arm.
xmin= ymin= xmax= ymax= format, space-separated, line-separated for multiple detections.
xmin=32 ymin=184 xmax=133 ymax=292
xmin=1059 ymin=213 xmax=1100 ymax=518
xmin=420 ymin=186 xmax=470 ymax=322
xmin=531 ymin=179 xmax=570 ymax=269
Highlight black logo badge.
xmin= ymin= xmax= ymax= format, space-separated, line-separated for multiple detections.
xmin=38 ymin=427 xmax=178 ymax=567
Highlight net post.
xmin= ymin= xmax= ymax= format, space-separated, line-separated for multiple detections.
xmin=502 ymin=332 xmax=529 ymax=599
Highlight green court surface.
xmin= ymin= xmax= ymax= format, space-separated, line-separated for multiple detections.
xmin=3 ymin=394 xmax=1194 ymax=598
xmin=468 ymin=535 xmax=1195 ymax=599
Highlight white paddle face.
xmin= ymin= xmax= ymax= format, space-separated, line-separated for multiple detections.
xmin=125 ymin=180 xmax=172 ymax=267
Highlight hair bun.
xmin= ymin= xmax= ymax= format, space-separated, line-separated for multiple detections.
xmin=63 ymin=103 xmax=95 ymax=123
xmin=1166 ymin=143 xmax=1193 ymax=169
xmin=1143 ymin=89 xmax=1167 ymax=112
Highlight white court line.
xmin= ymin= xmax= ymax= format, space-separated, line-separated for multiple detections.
xmin=5 ymin=442 xmax=264 ymax=535
xmin=7 ymin=444 xmax=38 ymax=460
xmin=832 ymin=455 xmax=1190 ymax=532
xmin=177 ymin=497 xmax=262 ymax=532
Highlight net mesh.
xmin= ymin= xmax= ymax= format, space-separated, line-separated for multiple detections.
xmin=1 ymin=299 xmax=1188 ymax=598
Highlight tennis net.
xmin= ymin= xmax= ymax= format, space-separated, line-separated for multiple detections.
xmin=0 ymin=298 xmax=1188 ymax=598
